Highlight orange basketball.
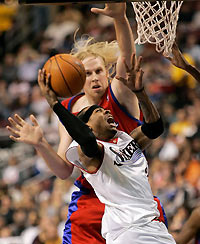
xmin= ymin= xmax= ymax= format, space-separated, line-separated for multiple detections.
xmin=43 ymin=54 xmax=86 ymax=97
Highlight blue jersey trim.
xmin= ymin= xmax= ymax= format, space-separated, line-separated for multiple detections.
xmin=109 ymin=85 xmax=143 ymax=126
xmin=154 ymin=196 xmax=168 ymax=228
xmin=63 ymin=178 xmax=90 ymax=244
xmin=67 ymin=93 xmax=84 ymax=111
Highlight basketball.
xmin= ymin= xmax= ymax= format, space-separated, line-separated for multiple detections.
xmin=43 ymin=54 xmax=86 ymax=98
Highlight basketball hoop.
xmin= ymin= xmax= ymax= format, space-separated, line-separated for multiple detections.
xmin=132 ymin=1 xmax=183 ymax=57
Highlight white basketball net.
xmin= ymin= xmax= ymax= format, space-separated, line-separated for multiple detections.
xmin=132 ymin=1 xmax=183 ymax=56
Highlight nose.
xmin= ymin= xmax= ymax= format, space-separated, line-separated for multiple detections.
xmin=91 ymin=72 xmax=98 ymax=81
xmin=104 ymin=109 xmax=111 ymax=114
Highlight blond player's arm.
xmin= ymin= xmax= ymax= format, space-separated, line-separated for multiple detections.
xmin=107 ymin=3 xmax=139 ymax=119
xmin=174 ymin=207 xmax=200 ymax=244
xmin=91 ymin=3 xmax=139 ymax=119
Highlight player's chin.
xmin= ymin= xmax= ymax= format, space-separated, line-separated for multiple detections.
xmin=92 ymin=87 xmax=104 ymax=94
xmin=107 ymin=124 xmax=118 ymax=133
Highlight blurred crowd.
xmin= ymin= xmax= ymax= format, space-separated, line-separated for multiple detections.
xmin=0 ymin=1 xmax=200 ymax=243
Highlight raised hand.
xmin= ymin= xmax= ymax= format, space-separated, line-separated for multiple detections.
xmin=91 ymin=3 xmax=126 ymax=19
xmin=164 ymin=42 xmax=189 ymax=70
xmin=116 ymin=54 xmax=144 ymax=92
xmin=38 ymin=69 xmax=58 ymax=108
xmin=7 ymin=114 xmax=44 ymax=146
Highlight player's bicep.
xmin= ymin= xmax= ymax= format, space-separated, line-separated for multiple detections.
xmin=110 ymin=78 xmax=140 ymax=119
xmin=77 ymin=143 xmax=103 ymax=173
xmin=129 ymin=126 xmax=152 ymax=151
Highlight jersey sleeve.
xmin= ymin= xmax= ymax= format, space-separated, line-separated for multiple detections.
xmin=66 ymin=141 xmax=88 ymax=172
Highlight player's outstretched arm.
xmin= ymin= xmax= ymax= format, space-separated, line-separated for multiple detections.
xmin=92 ymin=3 xmax=140 ymax=120
xmin=38 ymin=69 xmax=102 ymax=171
xmin=117 ymin=54 xmax=164 ymax=150
xmin=165 ymin=42 xmax=200 ymax=83
xmin=91 ymin=2 xmax=135 ymax=75
xmin=174 ymin=206 xmax=200 ymax=244
xmin=6 ymin=113 xmax=73 ymax=179
xmin=37 ymin=68 xmax=74 ymax=163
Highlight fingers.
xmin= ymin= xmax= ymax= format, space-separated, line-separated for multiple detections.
xmin=91 ymin=7 xmax=105 ymax=15
xmin=138 ymin=68 xmax=144 ymax=81
xmin=8 ymin=116 xmax=21 ymax=130
xmin=46 ymin=73 xmax=51 ymax=89
xmin=135 ymin=56 xmax=142 ymax=72
xmin=38 ymin=68 xmax=49 ymax=86
xmin=14 ymin=114 xmax=26 ymax=127
xmin=38 ymin=69 xmax=44 ymax=85
xmin=6 ymin=125 xmax=20 ymax=136
xmin=115 ymin=76 xmax=127 ymax=85
xmin=131 ymin=53 xmax=136 ymax=71
xmin=9 ymin=135 xmax=21 ymax=142
xmin=30 ymin=114 xmax=39 ymax=126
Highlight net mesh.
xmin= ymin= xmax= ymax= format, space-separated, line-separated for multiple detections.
xmin=132 ymin=1 xmax=183 ymax=56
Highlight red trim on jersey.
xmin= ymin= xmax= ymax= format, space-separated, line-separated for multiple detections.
xmin=67 ymin=191 xmax=105 ymax=244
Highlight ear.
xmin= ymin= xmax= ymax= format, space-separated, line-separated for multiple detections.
xmin=106 ymin=69 xmax=109 ymax=78
xmin=86 ymin=122 xmax=93 ymax=131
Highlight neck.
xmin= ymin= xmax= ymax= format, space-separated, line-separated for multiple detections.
xmin=85 ymin=94 xmax=102 ymax=105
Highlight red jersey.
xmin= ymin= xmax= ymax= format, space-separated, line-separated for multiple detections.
xmin=62 ymin=85 xmax=143 ymax=134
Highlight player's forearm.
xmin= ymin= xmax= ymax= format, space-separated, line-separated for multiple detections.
xmin=35 ymin=137 xmax=73 ymax=179
xmin=114 ymin=16 xmax=135 ymax=66
xmin=185 ymin=63 xmax=200 ymax=83
xmin=134 ymin=88 xmax=160 ymax=123
xmin=133 ymin=88 xmax=164 ymax=139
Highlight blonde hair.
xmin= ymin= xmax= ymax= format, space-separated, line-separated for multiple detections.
xmin=70 ymin=35 xmax=119 ymax=76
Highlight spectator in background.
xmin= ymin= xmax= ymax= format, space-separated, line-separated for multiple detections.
xmin=2 ymin=156 xmax=19 ymax=186
xmin=44 ymin=8 xmax=82 ymax=50
xmin=0 ymin=79 xmax=11 ymax=127
xmin=30 ymin=86 xmax=49 ymax=116
xmin=0 ymin=195 xmax=13 ymax=227
xmin=32 ymin=216 xmax=61 ymax=244
xmin=11 ymin=208 xmax=27 ymax=236
xmin=191 ymin=1 xmax=200 ymax=30
xmin=2 ymin=53 xmax=18 ymax=85
xmin=0 ymin=0 xmax=18 ymax=59
xmin=184 ymin=33 xmax=200 ymax=67
xmin=16 ymin=44 xmax=44 ymax=86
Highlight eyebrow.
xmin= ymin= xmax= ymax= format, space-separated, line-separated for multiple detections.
xmin=85 ymin=66 xmax=103 ymax=71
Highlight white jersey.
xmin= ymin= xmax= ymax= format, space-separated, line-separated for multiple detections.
xmin=66 ymin=131 xmax=160 ymax=240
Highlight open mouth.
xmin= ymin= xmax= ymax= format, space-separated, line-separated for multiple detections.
xmin=107 ymin=117 xmax=114 ymax=124
xmin=107 ymin=117 xmax=117 ymax=127
xmin=92 ymin=85 xmax=101 ymax=89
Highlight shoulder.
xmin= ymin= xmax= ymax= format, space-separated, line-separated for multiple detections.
xmin=61 ymin=93 xmax=85 ymax=112
xmin=110 ymin=77 xmax=136 ymax=105
xmin=192 ymin=207 xmax=200 ymax=222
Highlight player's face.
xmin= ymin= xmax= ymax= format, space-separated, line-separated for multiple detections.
xmin=82 ymin=56 xmax=109 ymax=99
xmin=87 ymin=107 xmax=117 ymax=140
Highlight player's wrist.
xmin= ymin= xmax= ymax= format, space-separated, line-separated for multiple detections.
xmin=132 ymin=87 xmax=144 ymax=93
xmin=51 ymin=100 xmax=59 ymax=109
xmin=113 ymin=14 xmax=127 ymax=23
